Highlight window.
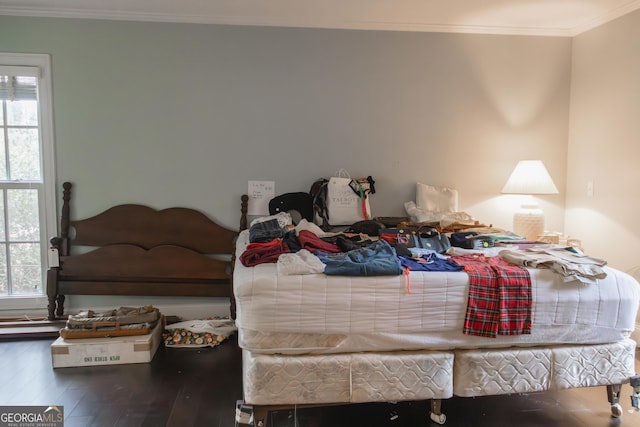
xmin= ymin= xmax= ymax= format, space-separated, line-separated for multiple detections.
xmin=0 ymin=53 xmax=56 ymax=306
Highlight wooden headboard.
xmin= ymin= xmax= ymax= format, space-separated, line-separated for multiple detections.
xmin=46 ymin=182 xmax=245 ymax=320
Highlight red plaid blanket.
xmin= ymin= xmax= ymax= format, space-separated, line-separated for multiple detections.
xmin=451 ymin=254 xmax=532 ymax=338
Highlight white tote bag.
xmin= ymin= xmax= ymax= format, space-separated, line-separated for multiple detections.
xmin=325 ymin=169 xmax=372 ymax=226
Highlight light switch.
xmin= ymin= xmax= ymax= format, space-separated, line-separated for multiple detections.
xmin=586 ymin=181 xmax=594 ymax=197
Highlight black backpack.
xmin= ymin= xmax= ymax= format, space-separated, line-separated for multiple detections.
xmin=309 ymin=178 xmax=329 ymax=229
xmin=309 ymin=176 xmax=376 ymax=230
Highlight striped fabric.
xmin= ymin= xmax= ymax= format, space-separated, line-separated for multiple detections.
xmin=451 ymin=254 xmax=532 ymax=338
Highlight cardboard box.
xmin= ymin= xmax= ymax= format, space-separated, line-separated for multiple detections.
xmin=51 ymin=321 xmax=163 ymax=368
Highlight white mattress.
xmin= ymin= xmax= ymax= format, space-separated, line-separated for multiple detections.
xmin=234 ymin=230 xmax=640 ymax=354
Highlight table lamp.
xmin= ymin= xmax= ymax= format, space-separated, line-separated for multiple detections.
xmin=501 ymin=160 xmax=558 ymax=240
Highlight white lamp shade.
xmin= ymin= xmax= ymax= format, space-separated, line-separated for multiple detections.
xmin=501 ymin=160 xmax=559 ymax=195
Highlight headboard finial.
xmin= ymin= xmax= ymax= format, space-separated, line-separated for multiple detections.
xmin=240 ymin=194 xmax=249 ymax=231
xmin=60 ymin=182 xmax=73 ymax=256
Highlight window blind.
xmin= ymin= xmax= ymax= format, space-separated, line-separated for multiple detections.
xmin=0 ymin=65 xmax=40 ymax=101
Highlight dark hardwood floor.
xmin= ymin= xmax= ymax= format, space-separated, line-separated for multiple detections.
xmin=0 ymin=335 xmax=638 ymax=427
xmin=0 ymin=334 xmax=244 ymax=427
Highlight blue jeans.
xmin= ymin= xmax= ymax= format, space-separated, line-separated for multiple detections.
xmin=316 ymin=240 xmax=402 ymax=276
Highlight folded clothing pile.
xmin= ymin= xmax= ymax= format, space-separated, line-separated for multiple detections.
xmin=60 ymin=305 xmax=162 ymax=339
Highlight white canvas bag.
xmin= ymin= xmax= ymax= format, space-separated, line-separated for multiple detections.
xmin=326 ymin=169 xmax=372 ymax=226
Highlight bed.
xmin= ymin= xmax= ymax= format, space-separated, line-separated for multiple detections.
xmin=233 ymin=195 xmax=640 ymax=426
xmin=46 ymin=182 xmax=240 ymax=321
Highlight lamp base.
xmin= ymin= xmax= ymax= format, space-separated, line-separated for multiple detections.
xmin=513 ymin=204 xmax=544 ymax=241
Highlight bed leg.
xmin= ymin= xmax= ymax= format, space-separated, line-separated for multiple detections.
xmin=47 ymin=294 xmax=57 ymax=321
xmin=55 ymin=295 xmax=65 ymax=318
xmin=234 ymin=401 xmax=271 ymax=427
xmin=46 ymin=268 xmax=58 ymax=320
xmin=606 ymin=384 xmax=623 ymax=418
xmin=429 ymin=399 xmax=446 ymax=425
xmin=235 ymin=401 xmax=253 ymax=426
xmin=252 ymin=407 xmax=269 ymax=427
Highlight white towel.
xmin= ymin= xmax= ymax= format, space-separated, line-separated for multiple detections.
xmin=277 ymin=249 xmax=325 ymax=275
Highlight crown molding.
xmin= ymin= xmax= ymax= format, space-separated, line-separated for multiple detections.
xmin=0 ymin=2 xmax=638 ymax=38
xmin=0 ymin=6 xmax=575 ymax=37
xmin=570 ymin=0 xmax=640 ymax=35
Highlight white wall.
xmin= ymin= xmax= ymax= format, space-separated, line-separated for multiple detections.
xmin=567 ymin=10 xmax=640 ymax=271
xmin=567 ymin=9 xmax=640 ymax=342
xmin=1 ymin=16 xmax=572 ymax=317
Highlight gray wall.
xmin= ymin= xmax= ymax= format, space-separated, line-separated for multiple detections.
xmin=1 ymin=17 xmax=571 ymax=227
xmin=0 ymin=16 xmax=573 ymax=316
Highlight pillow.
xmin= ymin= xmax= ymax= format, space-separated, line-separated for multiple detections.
xmin=416 ymin=183 xmax=458 ymax=213
xmin=404 ymin=201 xmax=475 ymax=226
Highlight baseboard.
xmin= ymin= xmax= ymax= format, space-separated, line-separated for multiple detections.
xmin=0 ymin=319 xmax=65 ymax=339
xmin=0 ymin=307 xmax=48 ymax=319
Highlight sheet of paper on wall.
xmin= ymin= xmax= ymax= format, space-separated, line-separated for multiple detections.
xmin=248 ymin=180 xmax=275 ymax=216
